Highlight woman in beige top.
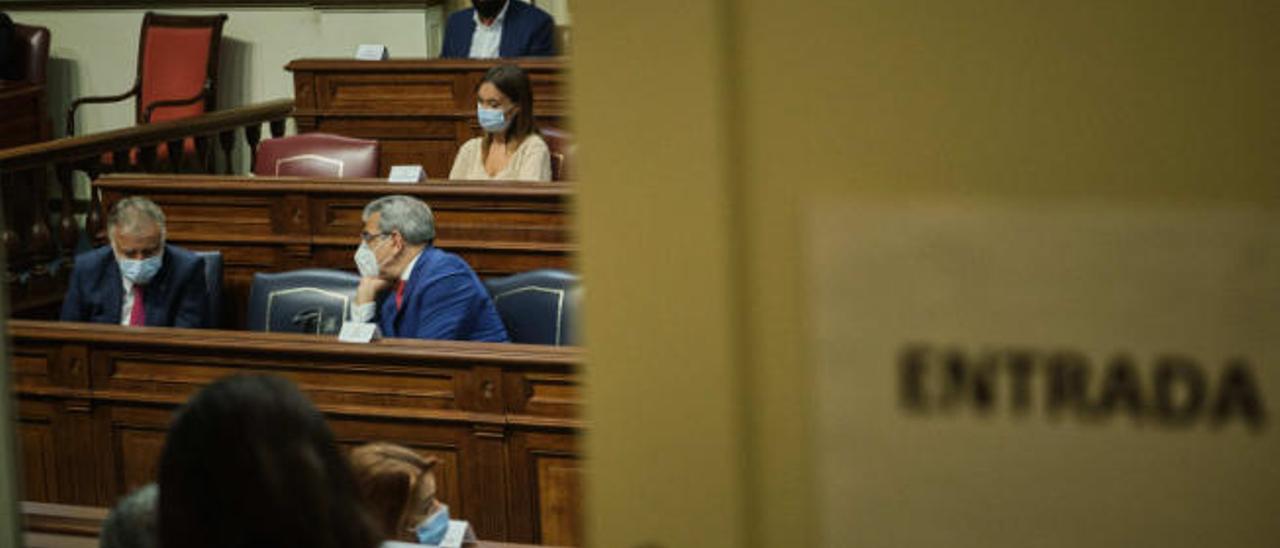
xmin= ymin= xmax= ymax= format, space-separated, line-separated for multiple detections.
xmin=448 ymin=64 xmax=552 ymax=182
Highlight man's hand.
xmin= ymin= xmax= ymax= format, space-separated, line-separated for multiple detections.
xmin=356 ymin=276 xmax=392 ymax=305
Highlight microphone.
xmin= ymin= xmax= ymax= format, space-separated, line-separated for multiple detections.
xmin=291 ymin=309 xmax=321 ymax=334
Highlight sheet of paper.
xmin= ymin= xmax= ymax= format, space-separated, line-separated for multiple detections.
xmin=337 ymin=322 xmax=378 ymax=343
xmin=355 ymin=44 xmax=388 ymax=61
xmin=388 ymin=165 xmax=426 ymax=183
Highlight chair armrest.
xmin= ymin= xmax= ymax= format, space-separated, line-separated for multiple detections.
xmin=142 ymin=80 xmax=212 ymax=123
xmin=66 ymin=85 xmax=139 ymax=136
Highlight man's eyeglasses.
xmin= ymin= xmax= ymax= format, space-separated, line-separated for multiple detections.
xmin=360 ymin=231 xmax=390 ymax=243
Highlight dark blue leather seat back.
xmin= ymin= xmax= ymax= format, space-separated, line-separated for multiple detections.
xmin=194 ymin=251 xmax=223 ymax=328
xmin=246 ymin=269 xmax=360 ymax=334
xmin=483 ymin=269 xmax=579 ymax=346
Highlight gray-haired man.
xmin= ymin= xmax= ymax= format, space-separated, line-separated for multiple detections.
xmin=351 ymin=195 xmax=508 ymax=341
xmin=60 ymin=196 xmax=209 ymax=327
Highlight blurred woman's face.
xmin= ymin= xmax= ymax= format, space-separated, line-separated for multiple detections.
xmin=477 ymin=82 xmax=516 ymax=116
xmin=402 ymin=471 xmax=440 ymax=539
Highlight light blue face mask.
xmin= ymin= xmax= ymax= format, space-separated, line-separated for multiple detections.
xmin=477 ymin=105 xmax=510 ymax=133
xmin=118 ymin=253 xmax=162 ymax=285
xmin=414 ymin=504 xmax=450 ymax=546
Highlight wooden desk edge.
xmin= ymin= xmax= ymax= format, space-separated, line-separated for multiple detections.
xmin=8 ymin=320 xmax=581 ymax=367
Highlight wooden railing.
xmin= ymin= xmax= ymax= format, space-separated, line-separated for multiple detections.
xmin=0 ymin=99 xmax=295 ymax=316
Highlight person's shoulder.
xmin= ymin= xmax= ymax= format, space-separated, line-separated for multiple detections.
xmin=166 ymin=244 xmax=200 ymax=264
xmin=460 ymin=136 xmax=483 ymax=151
xmin=510 ymin=0 xmax=553 ymax=22
xmin=522 ymin=133 xmax=549 ymax=152
xmin=426 ymin=247 xmax=479 ymax=279
xmin=74 ymin=245 xmax=114 ymax=268
xmin=165 ymin=245 xmax=206 ymax=276
xmin=446 ymin=7 xmax=476 ymax=26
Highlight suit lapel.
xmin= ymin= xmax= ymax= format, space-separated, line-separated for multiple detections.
xmin=103 ymin=256 xmax=124 ymax=325
xmin=389 ymin=248 xmax=433 ymax=333
xmin=497 ymin=2 xmax=515 ymax=56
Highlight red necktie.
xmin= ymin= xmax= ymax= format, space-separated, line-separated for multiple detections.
xmin=129 ymin=285 xmax=146 ymax=326
xmin=395 ymin=280 xmax=406 ymax=311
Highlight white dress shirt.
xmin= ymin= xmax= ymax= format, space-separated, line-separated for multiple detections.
xmin=120 ymin=277 xmax=139 ymax=326
xmin=351 ymin=248 xmax=422 ymax=323
xmin=468 ymin=0 xmax=510 ymax=59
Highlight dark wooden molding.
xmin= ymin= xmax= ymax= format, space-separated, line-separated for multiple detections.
xmin=0 ymin=99 xmax=294 ymax=172
xmin=0 ymin=1 xmax=441 ymax=9
xmin=12 ymin=320 xmax=583 ymax=544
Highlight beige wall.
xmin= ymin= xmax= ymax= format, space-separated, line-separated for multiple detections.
xmin=577 ymin=1 xmax=1279 ymax=547
xmin=7 ymin=8 xmax=440 ymax=135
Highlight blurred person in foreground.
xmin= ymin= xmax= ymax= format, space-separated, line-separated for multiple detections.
xmin=157 ymin=374 xmax=382 ymax=548
xmin=100 ymin=483 xmax=157 ymax=548
xmin=349 ymin=442 xmax=453 ymax=545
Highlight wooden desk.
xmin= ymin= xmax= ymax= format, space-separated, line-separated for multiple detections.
xmin=287 ymin=58 xmax=566 ymax=178
xmin=94 ymin=173 xmax=574 ymax=328
xmin=11 ymin=320 xmax=582 ymax=546
xmin=20 ymin=501 xmax=567 ymax=548
xmin=0 ymin=81 xmax=49 ymax=150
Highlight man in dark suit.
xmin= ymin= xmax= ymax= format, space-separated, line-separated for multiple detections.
xmin=441 ymin=0 xmax=556 ymax=59
xmin=60 ymin=196 xmax=210 ymax=328
xmin=350 ymin=195 xmax=508 ymax=342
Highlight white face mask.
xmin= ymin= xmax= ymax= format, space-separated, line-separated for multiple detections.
xmin=118 ymin=252 xmax=164 ymax=285
xmin=354 ymin=241 xmax=381 ymax=278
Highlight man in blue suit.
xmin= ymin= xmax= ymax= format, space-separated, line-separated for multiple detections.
xmin=350 ymin=195 xmax=508 ymax=342
xmin=441 ymin=0 xmax=556 ymax=59
xmin=61 ymin=196 xmax=209 ymax=328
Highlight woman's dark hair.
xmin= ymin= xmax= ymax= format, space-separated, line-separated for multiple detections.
xmin=158 ymin=374 xmax=381 ymax=548
xmin=479 ymin=63 xmax=539 ymax=152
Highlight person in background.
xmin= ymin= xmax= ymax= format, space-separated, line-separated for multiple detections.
xmin=349 ymin=443 xmax=450 ymax=545
xmin=441 ymin=0 xmax=556 ymax=59
xmin=0 ymin=12 xmax=18 ymax=81
xmin=100 ymin=484 xmax=158 ymax=548
xmin=448 ymin=64 xmax=552 ymax=182
xmin=60 ymin=196 xmax=209 ymax=328
xmin=157 ymin=375 xmax=382 ymax=548
xmin=351 ymin=195 xmax=509 ymax=342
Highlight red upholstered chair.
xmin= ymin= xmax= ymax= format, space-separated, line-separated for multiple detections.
xmin=67 ymin=12 xmax=226 ymax=167
xmin=252 ymin=133 xmax=381 ymax=178
xmin=540 ymin=127 xmax=573 ymax=181
xmin=12 ymin=23 xmax=51 ymax=86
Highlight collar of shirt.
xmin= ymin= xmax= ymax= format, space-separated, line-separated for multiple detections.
xmin=400 ymin=247 xmax=424 ymax=282
xmin=472 ymin=0 xmax=510 ymax=28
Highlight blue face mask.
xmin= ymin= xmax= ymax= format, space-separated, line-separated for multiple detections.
xmin=118 ymin=253 xmax=163 ymax=285
xmin=414 ymin=504 xmax=450 ymax=546
xmin=477 ymin=105 xmax=510 ymax=133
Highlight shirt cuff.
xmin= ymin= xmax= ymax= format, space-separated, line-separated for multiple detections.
xmin=351 ymin=301 xmax=376 ymax=323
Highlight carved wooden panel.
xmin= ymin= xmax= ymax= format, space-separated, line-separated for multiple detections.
xmin=17 ymin=401 xmax=59 ymax=502
xmin=505 ymin=371 xmax=579 ymax=419
xmin=506 ymin=430 xmax=580 ymax=546
xmin=107 ymin=406 xmax=171 ymax=497
xmin=9 ymin=320 xmax=581 ymax=542
xmin=320 ymin=75 xmax=461 ymax=112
